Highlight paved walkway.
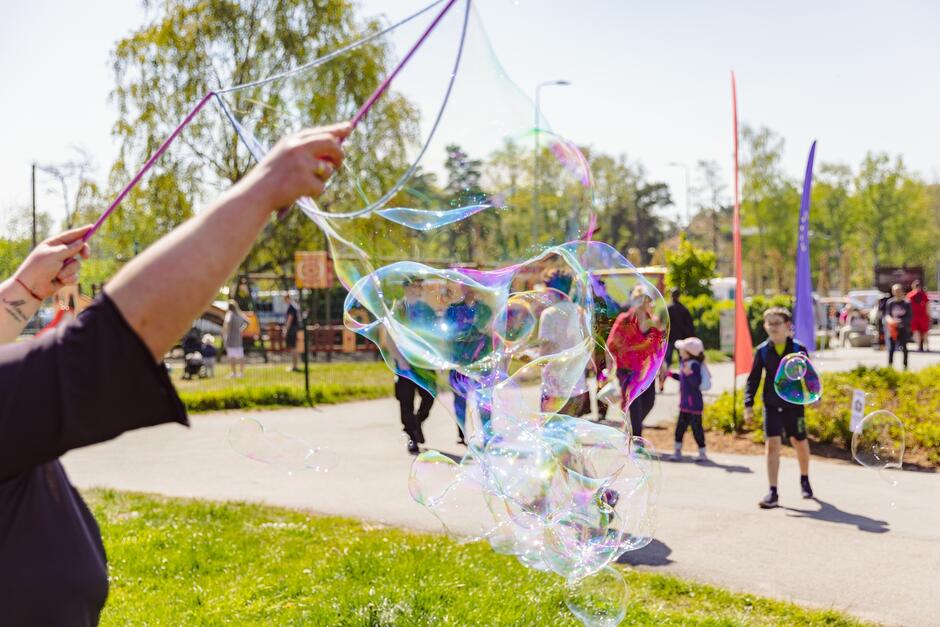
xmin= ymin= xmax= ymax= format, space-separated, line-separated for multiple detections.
xmin=63 ymin=344 xmax=940 ymax=626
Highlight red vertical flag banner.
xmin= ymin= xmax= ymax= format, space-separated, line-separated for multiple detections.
xmin=731 ymin=72 xmax=754 ymax=375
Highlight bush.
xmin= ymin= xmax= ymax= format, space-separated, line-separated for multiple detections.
xmin=703 ymin=365 xmax=940 ymax=465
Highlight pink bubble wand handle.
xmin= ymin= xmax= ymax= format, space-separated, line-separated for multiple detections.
xmin=83 ymin=92 xmax=217 ymax=243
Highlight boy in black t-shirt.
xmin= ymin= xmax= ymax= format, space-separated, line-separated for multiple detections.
xmin=744 ymin=307 xmax=814 ymax=509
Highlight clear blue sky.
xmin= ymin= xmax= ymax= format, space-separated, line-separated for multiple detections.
xmin=2 ymin=0 xmax=938 ymax=227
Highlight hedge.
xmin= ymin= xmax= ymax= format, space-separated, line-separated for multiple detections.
xmin=703 ymin=365 xmax=940 ymax=465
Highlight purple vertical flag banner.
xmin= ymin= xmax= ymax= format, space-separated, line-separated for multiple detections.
xmin=794 ymin=140 xmax=817 ymax=352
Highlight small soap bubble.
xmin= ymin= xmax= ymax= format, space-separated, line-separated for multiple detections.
xmin=852 ymin=410 xmax=905 ymax=472
xmin=565 ymin=566 xmax=628 ymax=627
xmin=228 ymin=418 xmax=338 ymax=474
xmin=773 ymin=353 xmax=822 ymax=405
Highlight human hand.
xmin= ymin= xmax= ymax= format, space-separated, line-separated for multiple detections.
xmin=14 ymin=225 xmax=92 ymax=300
xmin=743 ymin=407 xmax=754 ymax=424
xmin=242 ymin=122 xmax=352 ymax=212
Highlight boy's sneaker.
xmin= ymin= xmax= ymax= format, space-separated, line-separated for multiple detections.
xmin=668 ymin=451 xmax=682 ymax=461
xmin=758 ymin=490 xmax=779 ymax=509
xmin=407 ymin=438 xmax=420 ymax=455
xmin=801 ymin=477 xmax=814 ymax=499
xmin=697 ymin=449 xmax=709 ymax=462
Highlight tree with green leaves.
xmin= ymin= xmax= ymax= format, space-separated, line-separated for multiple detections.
xmin=740 ymin=125 xmax=800 ymax=293
xmin=99 ymin=0 xmax=418 ymax=280
xmin=809 ymin=163 xmax=858 ymax=293
xmin=665 ymin=233 xmax=717 ymax=298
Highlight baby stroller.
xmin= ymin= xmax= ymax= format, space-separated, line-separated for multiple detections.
xmin=181 ymin=328 xmax=207 ymax=379
xmin=182 ymin=351 xmax=206 ymax=380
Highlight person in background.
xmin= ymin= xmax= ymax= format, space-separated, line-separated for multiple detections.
xmin=744 ymin=307 xmax=813 ymax=509
xmin=884 ymin=283 xmax=912 ymax=369
xmin=539 ymin=269 xmax=591 ymax=418
xmin=907 ymin=279 xmax=930 ymax=352
xmin=391 ymin=277 xmax=437 ymax=454
xmin=222 ymin=299 xmax=249 ymax=378
xmin=660 ymin=287 xmax=695 ymax=391
xmin=837 ymin=306 xmax=868 ymax=347
xmin=283 ymin=292 xmax=302 ymax=372
xmin=667 ymin=336 xmax=707 ymax=461
xmin=445 ymin=284 xmax=492 ymax=445
xmin=871 ymin=293 xmax=890 ymax=350
xmin=200 ymin=334 xmax=218 ymax=377
xmin=606 ymin=284 xmax=664 ymax=439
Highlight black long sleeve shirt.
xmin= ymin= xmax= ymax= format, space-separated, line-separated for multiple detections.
xmin=0 ymin=294 xmax=187 ymax=625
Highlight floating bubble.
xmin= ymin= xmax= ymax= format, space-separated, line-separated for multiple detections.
xmin=408 ymin=450 xmax=461 ymax=506
xmin=852 ymin=410 xmax=905 ymax=472
xmin=773 ymin=353 xmax=822 ymax=405
xmin=565 ymin=566 xmax=628 ymax=627
xmin=228 ymin=418 xmax=338 ymax=474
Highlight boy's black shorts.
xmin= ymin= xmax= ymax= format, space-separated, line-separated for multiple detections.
xmin=763 ymin=405 xmax=807 ymax=441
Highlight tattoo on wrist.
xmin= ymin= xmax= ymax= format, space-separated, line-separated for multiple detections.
xmin=3 ymin=298 xmax=29 ymax=323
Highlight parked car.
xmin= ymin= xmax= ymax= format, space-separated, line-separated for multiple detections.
xmin=846 ymin=289 xmax=885 ymax=315
xmin=929 ymin=292 xmax=940 ymax=325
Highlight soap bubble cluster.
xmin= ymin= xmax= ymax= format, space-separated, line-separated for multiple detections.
xmin=220 ymin=2 xmax=668 ymax=621
xmin=353 ymin=240 xmax=667 ymax=601
xmin=773 ymin=353 xmax=822 ymax=405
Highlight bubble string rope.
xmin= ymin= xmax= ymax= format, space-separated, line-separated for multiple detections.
xmin=79 ymin=0 xmax=456 ymax=242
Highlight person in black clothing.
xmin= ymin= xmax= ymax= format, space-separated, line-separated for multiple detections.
xmin=874 ymin=293 xmax=890 ymax=349
xmin=884 ymin=283 xmax=912 ymax=370
xmin=390 ymin=278 xmax=438 ymax=454
xmin=660 ymin=288 xmax=695 ymax=391
xmin=0 ymin=122 xmax=349 ymax=624
xmin=283 ymin=292 xmax=302 ymax=372
xmin=743 ymin=307 xmax=814 ymax=509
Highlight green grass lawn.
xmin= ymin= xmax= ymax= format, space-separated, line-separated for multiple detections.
xmin=171 ymin=361 xmax=395 ymax=412
xmin=88 ymin=489 xmax=864 ymax=626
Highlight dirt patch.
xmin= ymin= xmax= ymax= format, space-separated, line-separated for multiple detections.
xmin=603 ymin=419 xmax=937 ymax=472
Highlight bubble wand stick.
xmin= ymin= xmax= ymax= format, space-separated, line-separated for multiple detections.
xmin=276 ymin=0 xmax=461 ymax=219
xmin=81 ymin=0 xmax=462 ymax=239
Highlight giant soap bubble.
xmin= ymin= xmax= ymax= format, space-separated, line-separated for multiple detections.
xmin=220 ymin=1 xmax=668 ymax=622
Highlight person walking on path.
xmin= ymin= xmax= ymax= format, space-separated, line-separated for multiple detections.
xmin=390 ymin=277 xmax=437 ymax=455
xmin=539 ymin=270 xmax=591 ymax=418
xmin=222 ymin=300 xmax=249 ymax=378
xmin=907 ymin=280 xmax=930 ymax=352
xmin=884 ymin=283 xmax=912 ymax=370
xmin=607 ymin=284 xmax=664 ymax=439
xmin=445 ymin=284 xmax=491 ymax=444
xmin=668 ymin=337 xmax=708 ymax=461
xmin=660 ymin=287 xmax=695 ymax=391
xmin=283 ymin=292 xmax=302 ymax=372
xmin=744 ymin=307 xmax=814 ymax=509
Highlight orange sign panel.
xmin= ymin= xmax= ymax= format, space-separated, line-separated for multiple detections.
xmin=295 ymin=251 xmax=333 ymax=289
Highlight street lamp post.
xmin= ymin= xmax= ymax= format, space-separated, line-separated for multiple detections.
xmin=30 ymin=164 xmax=37 ymax=248
xmin=667 ymin=161 xmax=692 ymax=229
xmin=532 ymin=79 xmax=571 ymax=244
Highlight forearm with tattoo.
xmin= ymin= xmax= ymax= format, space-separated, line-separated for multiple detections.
xmin=0 ymin=279 xmax=42 ymax=344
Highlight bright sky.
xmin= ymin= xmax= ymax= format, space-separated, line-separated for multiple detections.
xmin=2 ymin=0 xmax=939 ymax=228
